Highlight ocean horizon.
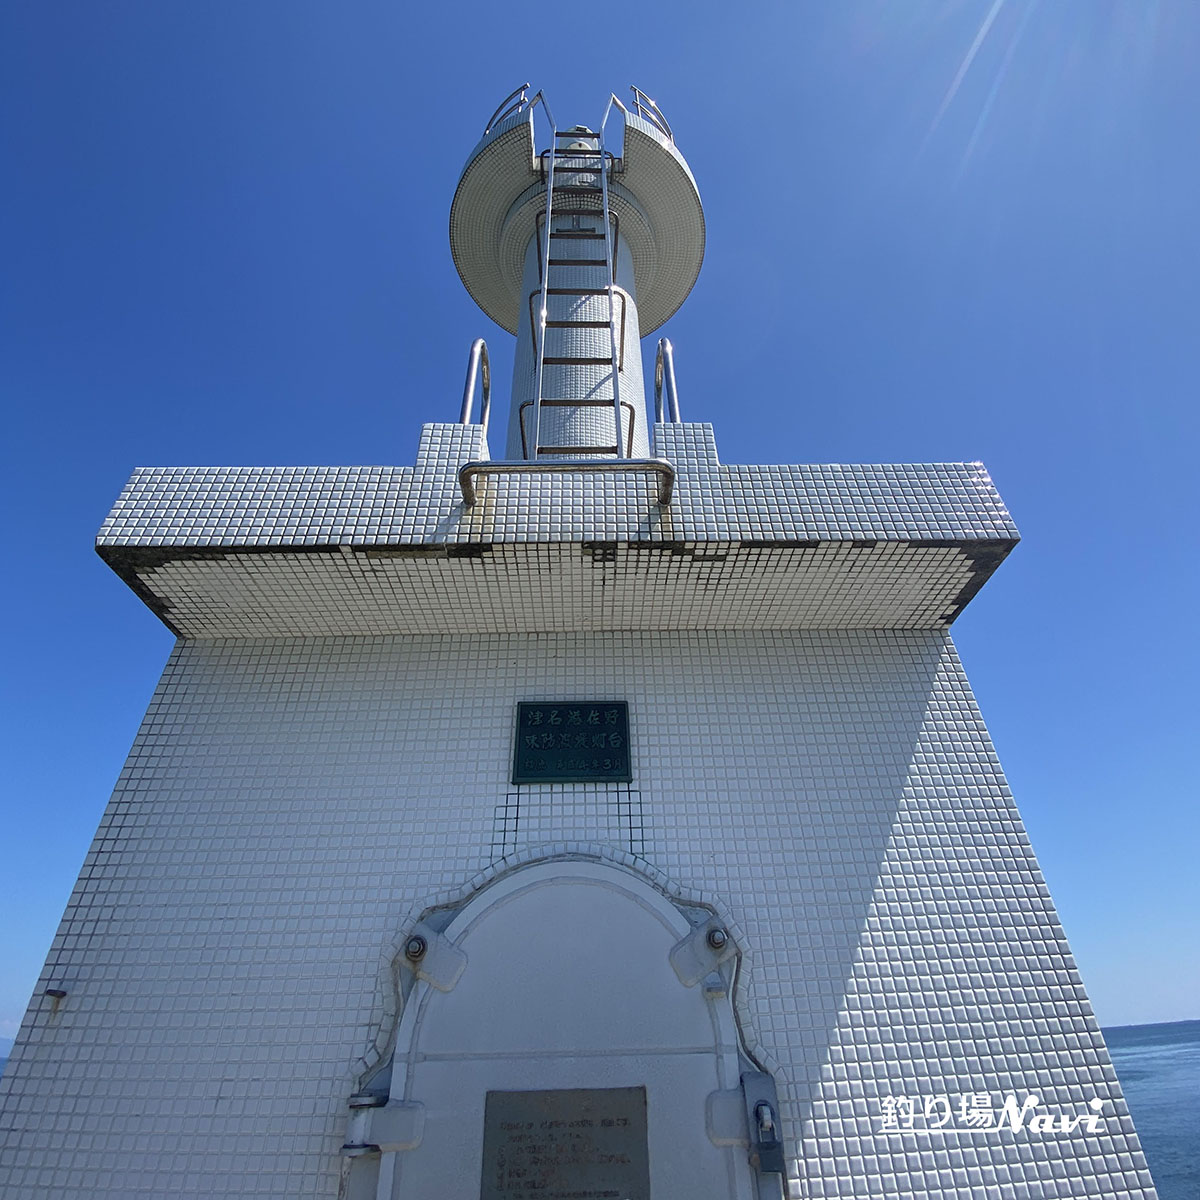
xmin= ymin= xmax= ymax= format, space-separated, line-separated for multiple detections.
xmin=1103 ymin=1018 xmax=1199 ymax=1200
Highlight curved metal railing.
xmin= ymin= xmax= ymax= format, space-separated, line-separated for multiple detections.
xmin=484 ymin=83 xmax=531 ymax=135
xmin=654 ymin=338 xmax=681 ymax=423
xmin=628 ymin=85 xmax=674 ymax=143
xmin=486 ymin=83 xmax=673 ymax=145
xmin=458 ymin=338 xmax=491 ymax=435
xmin=599 ymin=93 xmax=624 ymax=457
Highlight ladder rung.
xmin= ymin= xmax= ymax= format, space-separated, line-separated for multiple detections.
xmin=547 ymin=320 xmax=609 ymax=329
xmin=548 ymin=258 xmax=607 ymax=267
xmin=537 ymin=398 xmax=620 ymax=407
xmin=549 ymin=231 xmax=605 ymax=240
xmin=543 ymin=357 xmax=615 ymax=366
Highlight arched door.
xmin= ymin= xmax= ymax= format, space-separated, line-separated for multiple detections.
xmin=372 ymin=860 xmax=759 ymax=1199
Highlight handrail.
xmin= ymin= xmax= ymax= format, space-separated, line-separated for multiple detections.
xmin=529 ymin=90 xmax=557 ymax=460
xmin=459 ymin=458 xmax=675 ymax=506
xmin=654 ymin=338 xmax=681 ymax=423
xmin=599 ymin=94 xmax=624 ymax=458
xmin=629 ymin=85 xmax=674 ymax=143
xmin=484 ymin=83 xmax=673 ymax=143
xmin=458 ymin=338 xmax=491 ymax=434
xmin=484 ymin=83 xmax=530 ymax=135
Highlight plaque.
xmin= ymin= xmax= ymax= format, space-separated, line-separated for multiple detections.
xmin=512 ymin=702 xmax=632 ymax=784
xmin=480 ymin=1086 xmax=649 ymax=1200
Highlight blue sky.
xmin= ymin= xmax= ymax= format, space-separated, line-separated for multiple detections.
xmin=1 ymin=1 xmax=1196 ymax=1036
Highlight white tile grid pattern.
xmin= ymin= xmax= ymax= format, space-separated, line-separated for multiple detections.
xmin=0 ymin=631 xmax=1154 ymax=1199
xmin=491 ymin=789 xmax=646 ymax=860
xmin=448 ymin=109 xmax=535 ymax=333
xmin=93 ymin=423 xmax=1016 ymax=638
xmin=123 ymin=541 xmax=996 ymax=639
xmin=95 ymin=423 xmax=1019 ymax=547
xmin=613 ymin=114 xmax=707 ymax=332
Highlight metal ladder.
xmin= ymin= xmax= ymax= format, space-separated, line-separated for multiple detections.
xmin=527 ymin=98 xmax=626 ymax=460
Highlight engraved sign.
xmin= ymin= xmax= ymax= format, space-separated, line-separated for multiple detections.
xmin=480 ymin=1087 xmax=649 ymax=1200
xmin=512 ymin=702 xmax=632 ymax=784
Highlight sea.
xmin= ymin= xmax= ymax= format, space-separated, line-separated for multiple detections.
xmin=0 ymin=1022 xmax=1194 ymax=1194
xmin=1104 ymin=1019 xmax=1200 ymax=1200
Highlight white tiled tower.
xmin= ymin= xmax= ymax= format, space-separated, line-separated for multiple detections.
xmin=0 ymin=87 xmax=1157 ymax=1200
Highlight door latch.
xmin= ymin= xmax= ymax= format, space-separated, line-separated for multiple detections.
xmin=742 ymin=1071 xmax=785 ymax=1176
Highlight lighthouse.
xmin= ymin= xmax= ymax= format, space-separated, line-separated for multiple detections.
xmin=0 ymin=86 xmax=1156 ymax=1200
xmin=449 ymin=86 xmax=702 ymax=466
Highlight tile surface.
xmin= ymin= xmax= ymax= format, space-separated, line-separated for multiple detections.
xmin=95 ymin=423 xmax=1018 ymax=638
xmin=0 ymin=632 xmax=1154 ymax=1198
xmin=0 ymin=410 xmax=1153 ymax=1199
